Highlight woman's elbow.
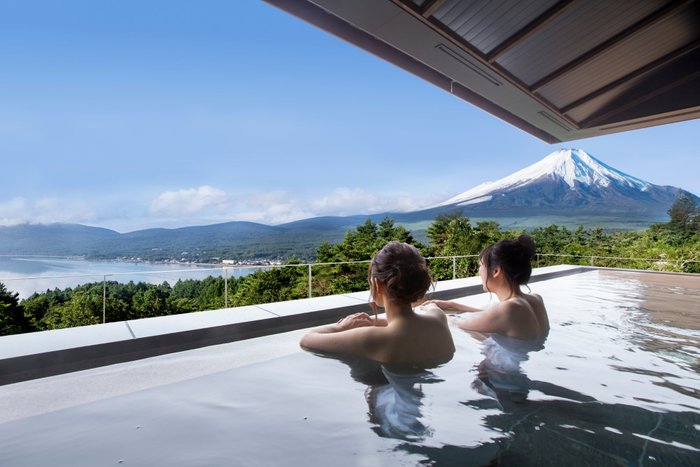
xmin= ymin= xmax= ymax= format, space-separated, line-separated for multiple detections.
xmin=299 ymin=332 xmax=315 ymax=350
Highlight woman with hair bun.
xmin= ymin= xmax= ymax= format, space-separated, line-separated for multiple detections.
xmin=300 ymin=241 xmax=455 ymax=365
xmin=426 ymin=235 xmax=549 ymax=340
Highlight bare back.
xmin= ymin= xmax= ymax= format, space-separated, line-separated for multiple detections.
xmin=499 ymin=293 xmax=548 ymax=340
xmin=370 ymin=307 xmax=455 ymax=364
xmin=521 ymin=293 xmax=549 ymax=336
xmin=300 ymin=307 xmax=455 ymax=365
xmin=454 ymin=292 xmax=548 ymax=340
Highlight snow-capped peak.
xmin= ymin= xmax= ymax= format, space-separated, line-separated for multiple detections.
xmin=437 ymin=149 xmax=651 ymax=207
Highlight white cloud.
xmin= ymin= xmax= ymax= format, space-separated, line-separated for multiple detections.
xmin=0 ymin=196 xmax=98 ymax=226
xmin=146 ymin=187 xmax=314 ymax=226
xmin=225 ymin=188 xmax=438 ymax=225
xmin=310 ymin=188 xmax=439 ymax=216
xmin=0 ymin=186 xmax=442 ymax=230
xmin=233 ymin=191 xmax=314 ymax=224
xmin=149 ymin=185 xmax=229 ymax=217
xmin=143 ymin=187 xmax=440 ymax=226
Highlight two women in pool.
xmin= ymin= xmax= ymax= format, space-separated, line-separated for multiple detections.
xmin=300 ymin=236 xmax=548 ymax=362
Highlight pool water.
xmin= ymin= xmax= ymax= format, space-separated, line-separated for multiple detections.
xmin=0 ymin=270 xmax=698 ymax=466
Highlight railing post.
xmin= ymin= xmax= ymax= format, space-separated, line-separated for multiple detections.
xmin=102 ymin=275 xmax=106 ymax=324
xmin=308 ymin=264 xmax=313 ymax=299
xmin=452 ymin=256 xmax=456 ymax=280
xmin=224 ymin=267 xmax=228 ymax=308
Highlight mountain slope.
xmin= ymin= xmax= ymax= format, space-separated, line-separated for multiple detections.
xmin=0 ymin=223 xmax=119 ymax=256
xmin=432 ymin=148 xmax=686 ymax=216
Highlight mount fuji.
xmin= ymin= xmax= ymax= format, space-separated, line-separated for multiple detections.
xmin=425 ymin=148 xmax=688 ymax=218
xmin=1 ymin=149 xmax=695 ymax=259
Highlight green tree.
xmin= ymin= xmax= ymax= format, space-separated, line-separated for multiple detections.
xmin=233 ymin=266 xmax=305 ymax=306
xmin=132 ymin=283 xmax=172 ymax=318
xmin=426 ymin=214 xmax=510 ymax=279
xmin=0 ymin=282 xmax=29 ymax=335
xmin=22 ymin=287 xmax=71 ymax=330
xmin=530 ymin=225 xmax=574 ymax=265
xmin=426 ymin=212 xmax=460 ymax=255
xmin=667 ymin=192 xmax=699 ymax=233
xmin=313 ymin=217 xmax=421 ymax=295
xmin=42 ymin=291 xmax=102 ymax=329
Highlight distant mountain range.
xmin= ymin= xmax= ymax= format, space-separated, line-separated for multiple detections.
xmin=0 ymin=217 xmax=371 ymax=261
xmin=1 ymin=149 xmax=696 ymax=260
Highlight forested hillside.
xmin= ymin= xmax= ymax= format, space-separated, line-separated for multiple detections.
xmin=1 ymin=195 xmax=698 ymax=336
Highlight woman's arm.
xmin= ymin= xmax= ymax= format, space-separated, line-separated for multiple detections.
xmin=372 ymin=315 xmax=388 ymax=327
xmin=455 ymin=303 xmax=511 ymax=335
xmin=299 ymin=313 xmax=383 ymax=358
xmin=423 ymin=299 xmax=481 ymax=313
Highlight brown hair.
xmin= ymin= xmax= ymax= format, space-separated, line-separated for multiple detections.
xmin=479 ymin=235 xmax=536 ymax=295
xmin=368 ymin=241 xmax=432 ymax=310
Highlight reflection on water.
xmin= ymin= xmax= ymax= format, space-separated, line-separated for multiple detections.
xmin=366 ymin=366 xmax=440 ymax=441
xmin=341 ymin=332 xmax=547 ymax=442
xmin=472 ymin=333 xmax=546 ymax=409
xmin=336 ymin=356 xmax=444 ymax=441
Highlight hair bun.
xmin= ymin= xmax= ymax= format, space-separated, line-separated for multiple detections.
xmin=370 ymin=241 xmax=432 ymax=304
xmin=517 ymin=234 xmax=536 ymax=259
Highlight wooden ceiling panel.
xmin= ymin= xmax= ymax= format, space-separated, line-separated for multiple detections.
xmin=567 ymin=48 xmax=700 ymax=126
xmin=537 ymin=5 xmax=700 ymax=110
xmin=431 ymin=0 xmax=558 ymax=54
xmin=496 ymin=0 xmax=664 ymax=86
xmin=263 ymin=0 xmax=700 ymax=142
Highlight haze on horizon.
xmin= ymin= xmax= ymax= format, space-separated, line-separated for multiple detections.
xmin=1 ymin=0 xmax=698 ymax=233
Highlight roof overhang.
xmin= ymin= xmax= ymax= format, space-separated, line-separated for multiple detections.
xmin=263 ymin=0 xmax=700 ymax=143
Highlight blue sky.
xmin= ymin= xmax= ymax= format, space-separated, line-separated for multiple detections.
xmin=1 ymin=0 xmax=698 ymax=232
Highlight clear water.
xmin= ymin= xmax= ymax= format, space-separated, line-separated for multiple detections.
xmin=0 ymin=270 xmax=698 ymax=466
xmin=0 ymin=256 xmax=257 ymax=298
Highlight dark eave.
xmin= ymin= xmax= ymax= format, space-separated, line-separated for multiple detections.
xmin=263 ymin=0 xmax=700 ymax=143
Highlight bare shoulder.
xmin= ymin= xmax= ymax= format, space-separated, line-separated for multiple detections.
xmin=527 ymin=293 xmax=547 ymax=315
xmin=418 ymin=303 xmax=449 ymax=322
xmin=496 ymin=296 xmax=541 ymax=321
xmin=523 ymin=292 xmax=549 ymax=333
xmin=522 ymin=292 xmax=545 ymax=307
xmin=352 ymin=324 xmax=390 ymax=349
xmin=529 ymin=292 xmax=543 ymax=302
xmin=498 ymin=297 xmax=528 ymax=312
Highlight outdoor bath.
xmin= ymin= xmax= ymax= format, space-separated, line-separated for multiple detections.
xmin=1 ymin=268 xmax=698 ymax=466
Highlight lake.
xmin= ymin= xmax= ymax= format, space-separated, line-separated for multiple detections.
xmin=0 ymin=256 xmax=260 ymax=299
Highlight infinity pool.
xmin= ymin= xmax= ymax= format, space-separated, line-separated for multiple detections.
xmin=1 ymin=269 xmax=698 ymax=466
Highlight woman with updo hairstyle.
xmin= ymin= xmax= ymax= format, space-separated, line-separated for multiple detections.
xmin=300 ymin=241 xmax=455 ymax=365
xmin=425 ymin=235 xmax=549 ymax=340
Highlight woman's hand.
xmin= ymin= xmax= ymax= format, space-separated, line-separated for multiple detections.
xmin=422 ymin=299 xmax=480 ymax=313
xmin=418 ymin=301 xmax=443 ymax=312
xmin=422 ymin=299 xmax=455 ymax=310
xmin=336 ymin=312 xmax=373 ymax=331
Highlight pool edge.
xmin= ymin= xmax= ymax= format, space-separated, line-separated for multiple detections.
xmin=0 ymin=265 xmax=587 ymax=386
